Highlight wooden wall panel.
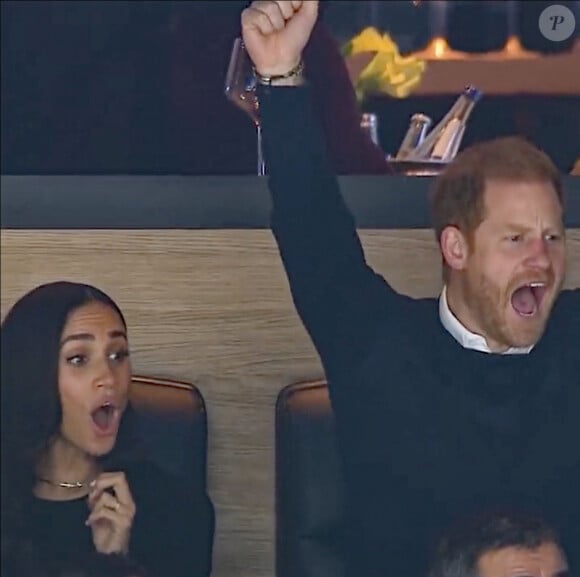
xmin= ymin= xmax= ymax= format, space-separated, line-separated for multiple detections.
xmin=1 ymin=229 xmax=579 ymax=577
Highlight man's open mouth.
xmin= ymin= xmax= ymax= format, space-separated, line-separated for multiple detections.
xmin=510 ymin=282 xmax=548 ymax=317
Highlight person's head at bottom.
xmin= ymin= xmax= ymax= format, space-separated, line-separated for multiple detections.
xmin=429 ymin=510 xmax=569 ymax=577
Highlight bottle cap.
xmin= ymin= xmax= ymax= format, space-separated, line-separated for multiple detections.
xmin=464 ymin=85 xmax=482 ymax=102
xmin=411 ymin=113 xmax=431 ymax=121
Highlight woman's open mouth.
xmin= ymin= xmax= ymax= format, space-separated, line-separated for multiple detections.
xmin=90 ymin=402 xmax=120 ymax=436
xmin=510 ymin=281 xmax=548 ymax=317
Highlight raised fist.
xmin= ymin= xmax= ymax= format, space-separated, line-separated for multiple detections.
xmin=241 ymin=1 xmax=319 ymax=76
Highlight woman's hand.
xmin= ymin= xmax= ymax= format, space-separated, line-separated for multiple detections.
xmin=86 ymin=471 xmax=136 ymax=555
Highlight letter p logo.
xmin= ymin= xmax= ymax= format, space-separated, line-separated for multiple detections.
xmin=550 ymin=14 xmax=565 ymax=30
xmin=539 ymin=5 xmax=576 ymax=41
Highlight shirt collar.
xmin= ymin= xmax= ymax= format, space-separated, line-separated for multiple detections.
xmin=439 ymin=286 xmax=533 ymax=355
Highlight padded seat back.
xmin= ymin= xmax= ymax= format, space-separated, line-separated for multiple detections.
xmin=130 ymin=375 xmax=208 ymax=489
xmin=275 ymin=380 xmax=346 ymax=577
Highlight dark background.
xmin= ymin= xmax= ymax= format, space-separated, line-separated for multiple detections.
xmin=2 ymin=1 xmax=579 ymax=175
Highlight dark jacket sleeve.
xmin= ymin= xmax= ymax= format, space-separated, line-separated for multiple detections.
xmin=304 ymin=20 xmax=390 ymax=175
xmin=259 ymin=84 xmax=405 ymax=381
xmin=128 ymin=463 xmax=214 ymax=577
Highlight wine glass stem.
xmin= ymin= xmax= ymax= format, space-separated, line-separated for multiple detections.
xmin=256 ymin=123 xmax=266 ymax=176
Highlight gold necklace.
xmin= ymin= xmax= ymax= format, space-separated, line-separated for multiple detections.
xmin=37 ymin=477 xmax=94 ymax=489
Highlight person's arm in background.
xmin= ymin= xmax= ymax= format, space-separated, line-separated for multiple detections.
xmin=304 ymin=19 xmax=391 ymax=175
xmin=168 ymin=1 xmax=389 ymax=175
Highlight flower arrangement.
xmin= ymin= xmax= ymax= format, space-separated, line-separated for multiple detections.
xmin=342 ymin=27 xmax=427 ymax=101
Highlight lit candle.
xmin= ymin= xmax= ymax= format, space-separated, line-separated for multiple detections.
xmin=506 ymin=0 xmax=517 ymax=38
xmin=431 ymin=0 xmax=447 ymax=39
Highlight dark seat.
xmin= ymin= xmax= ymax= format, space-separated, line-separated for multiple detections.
xmin=130 ymin=375 xmax=208 ymax=490
xmin=275 ymin=380 xmax=346 ymax=577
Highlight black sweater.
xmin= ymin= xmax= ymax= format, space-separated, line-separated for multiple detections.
xmin=18 ymin=461 xmax=214 ymax=577
xmin=259 ymin=85 xmax=580 ymax=577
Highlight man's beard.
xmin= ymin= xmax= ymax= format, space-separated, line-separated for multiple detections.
xmin=464 ymin=272 xmax=555 ymax=350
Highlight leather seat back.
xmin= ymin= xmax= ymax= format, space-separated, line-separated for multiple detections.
xmin=130 ymin=375 xmax=208 ymax=489
xmin=275 ymin=380 xmax=346 ymax=577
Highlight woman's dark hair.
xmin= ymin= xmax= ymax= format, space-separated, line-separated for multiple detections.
xmin=1 ymin=281 xmax=138 ymax=553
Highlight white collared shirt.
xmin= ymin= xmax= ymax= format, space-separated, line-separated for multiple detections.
xmin=439 ymin=286 xmax=533 ymax=355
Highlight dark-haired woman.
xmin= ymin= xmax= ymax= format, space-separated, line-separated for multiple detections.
xmin=1 ymin=282 xmax=214 ymax=577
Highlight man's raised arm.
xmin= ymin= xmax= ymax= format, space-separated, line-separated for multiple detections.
xmin=242 ymin=1 xmax=405 ymax=379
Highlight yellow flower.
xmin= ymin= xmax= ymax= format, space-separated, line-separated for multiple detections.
xmin=343 ymin=27 xmax=426 ymax=100
xmin=343 ymin=27 xmax=398 ymax=55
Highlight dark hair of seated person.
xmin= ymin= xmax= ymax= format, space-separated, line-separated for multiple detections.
xmin=1 ymin=281 xmax=214 ymax=577
xmin=428 ymin=509 xmax=568 ymax=577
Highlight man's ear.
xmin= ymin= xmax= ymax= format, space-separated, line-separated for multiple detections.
xmin=440 ymin=226 xmax=470 ymax=273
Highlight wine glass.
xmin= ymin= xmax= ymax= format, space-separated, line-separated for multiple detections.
xmin=224 ymin=37 xmax=265 ymax=176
